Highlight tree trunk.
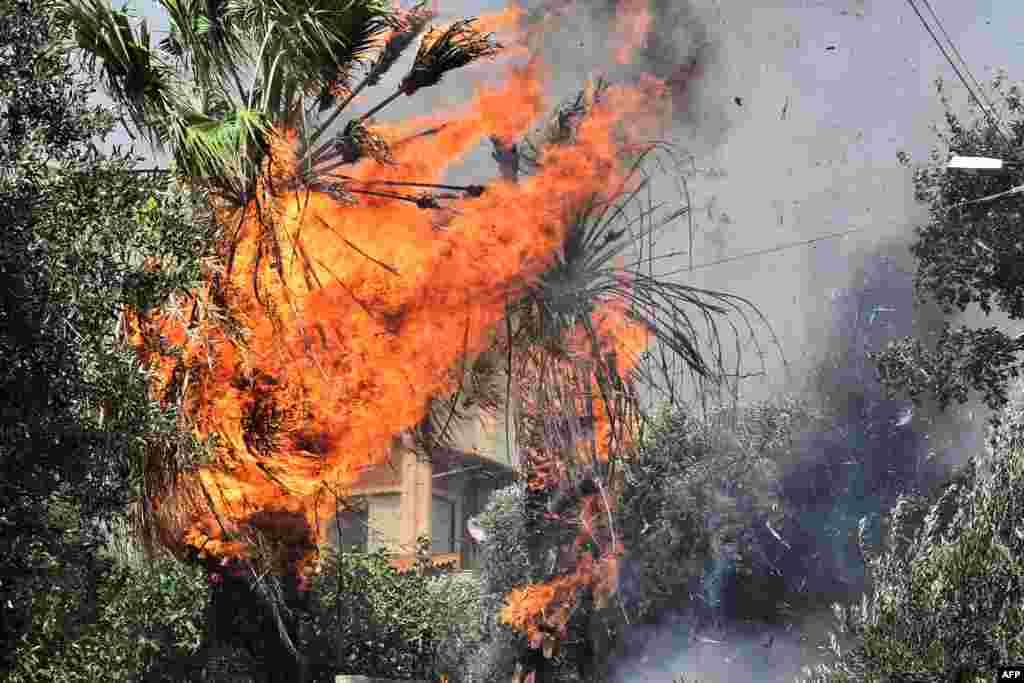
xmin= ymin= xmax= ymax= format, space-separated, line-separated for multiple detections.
xmin=206 ymin=571 xmax=310 ymax=683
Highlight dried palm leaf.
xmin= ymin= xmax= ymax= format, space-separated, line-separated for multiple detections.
xmin=400 ymin=18 xmax=501 ymax=95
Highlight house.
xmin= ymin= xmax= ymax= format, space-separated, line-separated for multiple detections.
xmin=324 ymin=406 xmax=516 ymax=571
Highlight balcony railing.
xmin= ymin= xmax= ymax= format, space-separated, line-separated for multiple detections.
xmin=387 ymin=552 xmax=461 ymax=572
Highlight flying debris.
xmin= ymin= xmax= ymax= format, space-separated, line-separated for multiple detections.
xmin=896 ymin=407 xmax=913 ymax=427
xmin=734 ymin=96 xmax=743 ymax=106
xmin=780 ymin=96 xmax=789 ymax=120
xmin=467 ymin=516 xmax=487 ymax=543
xmin=867 ymin=305 xmax=896 ymax=324
xmin=826 ymin=44 xmax=837 ymax=51
xmin=766 ymin=520 xmax=791 ymax=550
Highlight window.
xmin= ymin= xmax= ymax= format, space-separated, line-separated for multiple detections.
xmin=330 ymin=508 xmax=368 ymax=552
xmin=431 ymin=496 xmax=455 ymax=554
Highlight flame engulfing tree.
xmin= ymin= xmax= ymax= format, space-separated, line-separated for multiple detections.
xmin=58 ymin=0 xmax=767 ymax=679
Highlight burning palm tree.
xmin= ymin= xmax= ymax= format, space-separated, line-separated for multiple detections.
xmin=57 ymin=0 xmax=770 ymax=679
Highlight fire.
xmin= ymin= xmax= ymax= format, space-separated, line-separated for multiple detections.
xmin=500 ymin=293 xmax=649 ymax=647
xmin=127 ymin=11 xmax=670 ymax=585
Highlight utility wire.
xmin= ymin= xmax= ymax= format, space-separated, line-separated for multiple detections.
xmin=905 ymin=0 xmax=1013 ymax=148
xmin=661 ymin=228 xmax=863 ymax=277
xmin=919 ymin=0 xmax=1002 ymax=121
xmin=946 ymin=183 xmax=1024 ymax=212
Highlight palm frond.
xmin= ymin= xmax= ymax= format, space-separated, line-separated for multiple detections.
xmin=516 ymin=142 xmax=776 ymax=408
xmin=227 ymin=0 xmax=393 ymax=120
xmin=307 ymin=119 xmax=392 ymax=174
xmin=298 ymin=2 xmax=433 ymax=166
xmin=58 ymin=0 xmax=178 ymax=141
xmin=365 ymin=1 xmax=433 ymax=88
xmin=158 ymin=0 xmax=249 ymax=100
xmin=168 ymin=105 xmax=271 ymax=204
xmin=400 ymin=18 xmax=501 ymax=95
xmin=520 ymin=77 xmax=611 ymax=172
xmin=313 ymin=8 xmax=398 ymax=113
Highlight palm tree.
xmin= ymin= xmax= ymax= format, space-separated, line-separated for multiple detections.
xmin=442 ymin=83 xmax=777 ymax=683
xmin=57 ymin=0 xmax=505 ymax=206
xmin=55 ymin=0 xmax=505 ymax=679
xmin=57 ymin=0 xmax=777 ymax=679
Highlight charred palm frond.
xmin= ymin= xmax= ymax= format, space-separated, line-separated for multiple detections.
xmin=400 ymin=19 xmax=501 ymax=95
xmin=305 ymin=181 xmax=357 ymax=205
xmin=392 ymin=123 xmax=448 ymax=150
xmin=310 ymin=118 xmax=393 ymax=170
xmin=300 ymin=3 xmax=433 ymax=165
xmin=343 ymin=178 xmax=485 ymax=196
xmin=351 ymin=19 xmax=501 ymax=126
xmin=340 ymin=187 xmax=437 ymax=208
xmin=365 ymin=2 xmax=434 ymax=88
xmin=312 ymin=8 xmax=398 ymax=112
xmin=519 ymin=77 xmax=611 ymax=174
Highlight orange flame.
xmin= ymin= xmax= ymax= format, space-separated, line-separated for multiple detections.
xmin=128 ymin=27 xmax=669 ymax=583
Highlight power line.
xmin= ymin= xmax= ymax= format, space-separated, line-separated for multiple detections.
xmin=919 ymin=0 xmax=1001 ymax=120
xmin=905 ymin=0 xmax=1013 ymax=148
xmin=661 ymin=228 xmax=863 ymax=277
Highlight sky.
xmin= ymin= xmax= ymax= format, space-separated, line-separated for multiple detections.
xmin=106 ymin=0 xmax=1024 ymax=397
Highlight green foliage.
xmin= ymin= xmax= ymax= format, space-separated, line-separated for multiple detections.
xmin=0 ymin=0 xmax=218 ymax=674
xmin=619 ymin=401 xmax=789 ymax=623
xmin=465 ymin=484 xmax=559 ymax=683
xmin=304 ymin=546 xmax=468 ymax=681
xmin=7 ymin=557 xmax=210 ymax=682
xmin=799 ymin=392 xmax=1024 ymax=683
xmin=426 ymin=570 xmax=484 ymax=683
xmin=872 ymin=72 xmax=1024 ymax=414
xmin=618 ymin=403 xmax=778 ymax=622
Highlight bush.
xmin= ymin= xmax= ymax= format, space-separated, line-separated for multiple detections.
xmin=8 ymin=556 xmax=209 ymax=682
xmin=619 ymin=401 xmax=789 ymax=624
xmin=304 ymin=545 xmax=469 ymax=681
xmin=800 ymin=390 xmax=1024 ymax=683
xmin=426 ymin=570 xmax=483 ymax=683
xmin=463 ymin=484 xmax=533 ymax=683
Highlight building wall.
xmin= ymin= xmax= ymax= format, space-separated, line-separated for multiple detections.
xmin=322 ymin=396 xmax=517 ymax=569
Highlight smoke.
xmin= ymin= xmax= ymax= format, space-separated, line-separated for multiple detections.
xmin=611 ymin=618 xmax=814 ymax=683
xmin=566 ymin=2 xmax=999 ymax=680
xmin=362 ymin=2 xmax=996 ymax=681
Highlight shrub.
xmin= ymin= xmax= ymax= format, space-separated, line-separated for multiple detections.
xmin=800 ymin=390 xmax=1024 ymax=683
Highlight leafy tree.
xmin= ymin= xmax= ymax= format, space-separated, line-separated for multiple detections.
xmin=873 ymin=72 xmax=1024 ymax=416
xmin=299 ymin=542 xmax=479 ymax=682
xmin=0 ymin=0 xmax=218 ymax=675
xmin=7 ymin=556 xmax=209 ymax=683
xmin=799 ymin=386 xmax=1024 ymax=683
